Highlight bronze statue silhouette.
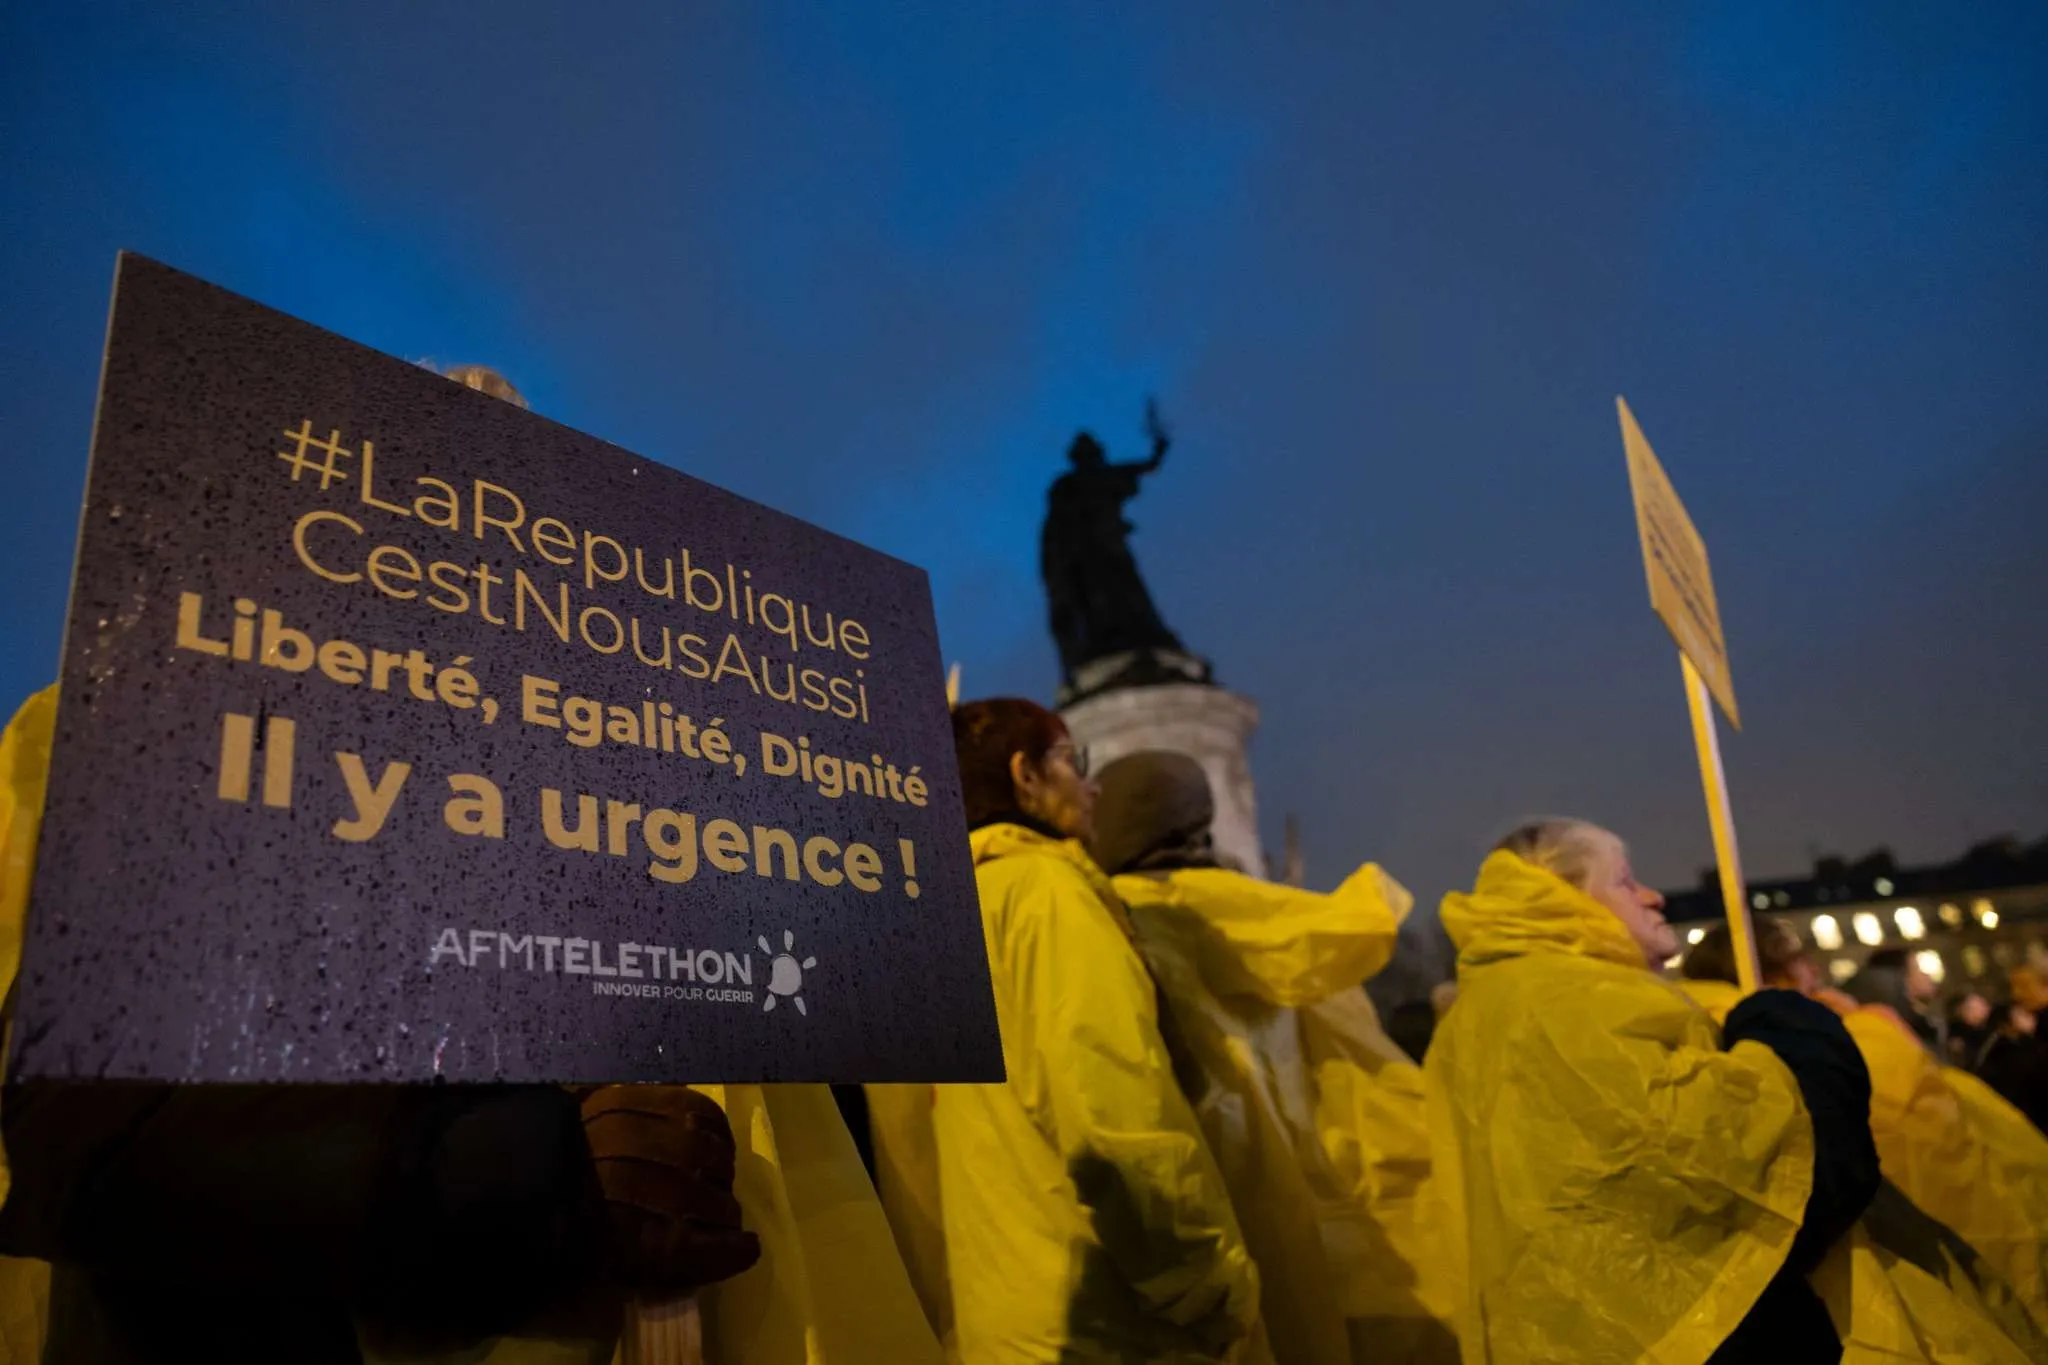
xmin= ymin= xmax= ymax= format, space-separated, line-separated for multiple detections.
xmin=1041 ymin=400 xmax=1207 ymax=695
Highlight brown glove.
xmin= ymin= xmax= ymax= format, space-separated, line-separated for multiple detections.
xmin=580 ymin=1085 xmax=761 ymax=1295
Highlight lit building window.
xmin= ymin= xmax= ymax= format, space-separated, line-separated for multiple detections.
xmin=1939 ymin=903 xmax=1964 ymax=927
xmin=1963 ymin=945 xmax=1987 ymax=978
xmin=1853 ymin=912 xmax=1885 ymax=947
xmin=1874 ymin=877 xmax=1894 ymax=896
xmin=1686 ymin=926 xmax=1707 ymax=945
xmin=1752 ymin=892 xmax=1770 ymax=910
xmin=1915 ymin=950 xmax=1946 ymax=984
xmin=1894 ymin=906 xmax=1926 ymax=940
xmin=1974 ymin=898 xmax=2001 ymax=929
xmin=1829 ymin=958 xmax=1857 ymax=984
xmin=1812 ymin=915 xmax=1844 ymax=951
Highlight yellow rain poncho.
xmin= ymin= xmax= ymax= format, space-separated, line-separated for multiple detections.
xmin=692 ymin=1082 xmax=946 ymax=1365
xmin=1113 ymin=863 xmax=1456 ymax=1364
xmin=1429 ymin=851 xmax=1818 ymax=1363
xmin=1849 ymin=1008 xmax=2048 ymax=1336
xmin=0 ymin=686 xmax=939 ymax=1365
xmin=0 ymin=686 xmax=55 ymax=1365
xmin=1297 ymin=988 xmax=1454 ymax=1361
xmin=864 ymin=1079 xmax=953 ymax=1349
xmin=933 ymin=823 xmax=1258 ymax=1364
xmin=1812 ymin=1215 xmax=2043 ymax=1365
xmin=1680 ymin=974 xmax=2048 ymax=1340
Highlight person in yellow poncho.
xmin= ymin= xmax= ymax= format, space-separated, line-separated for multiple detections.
xmin=1086 ymin=749 xmax=1456 ymax=1365
xmin=0 ymin=689 xmax=54 ymax=1365
xmin=1435 ymin=816 xmax=2047 ymax=1365
xmin=922 ymin=699 xmax=1259 ymax=1364
xmin=1430 ymin=817 xmax=1886 ymax=1363
xmin=1683 ymin=916 xmax=2048 ymax=1338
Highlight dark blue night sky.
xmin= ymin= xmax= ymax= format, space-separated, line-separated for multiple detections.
xmin=4 ymin=2 xmax=2044 ymax=909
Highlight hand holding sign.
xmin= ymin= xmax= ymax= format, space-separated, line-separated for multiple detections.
xmin=581 ymin=1086 xmax=760 ymax=1293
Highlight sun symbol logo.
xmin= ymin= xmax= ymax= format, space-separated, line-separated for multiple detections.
xmin=759 ymin=931 xmax=816 ymax=1016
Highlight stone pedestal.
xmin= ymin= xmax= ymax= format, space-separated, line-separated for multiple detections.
xmin=1060 ymin=683 xmax=1266 ymax=880
xmin=1057 ymin=647 xmax=1212 ymax=707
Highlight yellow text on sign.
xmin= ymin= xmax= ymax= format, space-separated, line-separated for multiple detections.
xmin=1617 ymin=397 xmax=1739 ymax=728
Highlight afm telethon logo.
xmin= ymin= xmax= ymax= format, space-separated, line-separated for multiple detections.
xmin=760 ymin=930 xmax=817 ymax=1016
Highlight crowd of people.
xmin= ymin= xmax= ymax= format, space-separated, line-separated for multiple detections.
xmin=4 ymin=680 xmax=2047 ymax=1363
xmin=0 ymin=365 xmax=2044 ymax=1363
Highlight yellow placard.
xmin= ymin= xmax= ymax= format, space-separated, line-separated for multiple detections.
xmin=1617 ymin=397 xmax=1739 ymax=729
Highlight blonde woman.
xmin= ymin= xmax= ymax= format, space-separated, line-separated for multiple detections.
xmin=1431 ymin=817 xmax=2036 ymax=1363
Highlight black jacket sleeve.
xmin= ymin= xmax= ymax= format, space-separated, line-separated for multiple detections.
xmin=1722 ymin=989 xmax=1880 ymax=1273
xmin=1705 ymin=989 xmax=1880 ymax=1364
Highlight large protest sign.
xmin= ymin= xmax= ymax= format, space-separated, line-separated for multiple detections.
xmin=8 ymin=254 xmax=1001 ymax=1085
xmin=1618 ymin=396 xmax=1739 ymax=729
xmin=1615 ymin=396 xmax=1757 ymax=988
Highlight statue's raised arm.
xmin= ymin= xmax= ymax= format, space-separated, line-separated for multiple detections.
xmin=1140 ymin=396 xmax=1171 ymax=473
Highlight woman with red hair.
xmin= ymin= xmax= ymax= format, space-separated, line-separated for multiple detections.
xmin=920 ymin=698 xmax=1258 ymax=1364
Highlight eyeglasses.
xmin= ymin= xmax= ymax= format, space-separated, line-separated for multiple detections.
xmin=1046 ymin=742 xmax=1090 ymax=778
